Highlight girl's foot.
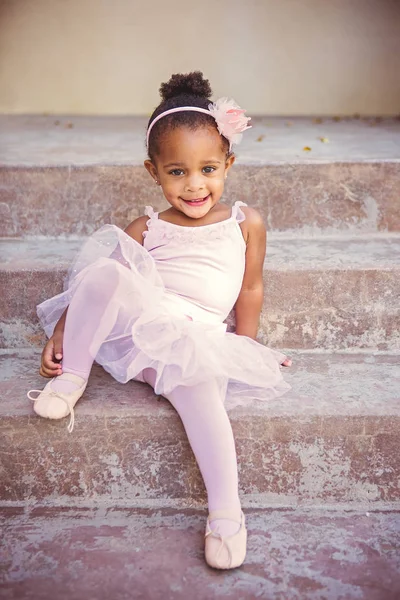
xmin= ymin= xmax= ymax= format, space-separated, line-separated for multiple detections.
xmin=27 ymin=373 xmax=88 ymax=433
xmin=205 ymin=509 xmax=247 ymax=569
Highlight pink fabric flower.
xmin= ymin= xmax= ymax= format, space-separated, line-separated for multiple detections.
xmin=208 ymin=97 xmax=252 ymax=150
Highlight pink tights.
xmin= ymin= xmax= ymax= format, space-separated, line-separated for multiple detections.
xmin=53 ymin=264 xmax=242 ymax=535
xmin=142 ymin=368 xmax=241 ymax=534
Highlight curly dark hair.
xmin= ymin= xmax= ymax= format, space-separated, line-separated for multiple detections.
xmin=147 ymin=71 xmax=229 ymax=160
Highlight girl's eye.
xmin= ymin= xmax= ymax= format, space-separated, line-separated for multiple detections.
xmin=202 ymin=166 xmax=216 ymax=173
xmin=169 ymin=169 xmax=184 ymax=176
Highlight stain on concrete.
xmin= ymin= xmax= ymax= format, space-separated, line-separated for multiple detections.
xmin=1 ymin=507 xmax=399 ymax=599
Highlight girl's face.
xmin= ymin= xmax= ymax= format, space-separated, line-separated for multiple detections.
xmin=145 ymin=126 xmax=235 ymax=219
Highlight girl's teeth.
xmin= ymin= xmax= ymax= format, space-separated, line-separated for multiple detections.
xmin=186 ymin=196 xmax=208 ymax=203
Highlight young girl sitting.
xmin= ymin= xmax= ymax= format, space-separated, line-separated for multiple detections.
xmin=28 ymin=71 xmax=291 ymax=570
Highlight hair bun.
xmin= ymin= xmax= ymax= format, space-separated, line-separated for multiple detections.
xmin=160 ymin=71 xmax=212 ymax=101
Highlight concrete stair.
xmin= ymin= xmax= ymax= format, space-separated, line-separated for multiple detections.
xmin=1 ymin=234 xmax=400 ymax=350
xmin=1 ymin=506 xmax=400 ymax=600
xmin=1 ymin=350 xmax=399 ymax=507
xmin=1 ymin=116 xmax=400 ymax=237
xmin=0 ymin=116 xmax=399 ymax=598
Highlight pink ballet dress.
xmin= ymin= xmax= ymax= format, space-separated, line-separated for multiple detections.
xmin=37 ymin=201 xmax=290 ymax=406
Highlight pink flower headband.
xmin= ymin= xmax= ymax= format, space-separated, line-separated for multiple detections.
xmin=146 ymin=97 xmax=252 ymax=151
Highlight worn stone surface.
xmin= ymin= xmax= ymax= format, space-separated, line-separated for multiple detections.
xmin=2 ymin=234 xmax=400 ymax=270
xmin=0 ymin=506 xmax=399 ymax=600
xmin=1 ymin=235 xmax=399 ymax=350
xmin=1 ymin=162 xmax=399 ymax=237
xmin=2 ymin=115 xmax=400 ymax=166
xmin=0 ymin=116 xmax=399 ymax=237
xmin=258 ymin=266 xmax=400 ymax=350
xmin=0 ymin=350 xmax=399 ymax=505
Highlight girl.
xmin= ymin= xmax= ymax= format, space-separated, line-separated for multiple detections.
xmin=28 ymin=72 xmax=291 ymax=570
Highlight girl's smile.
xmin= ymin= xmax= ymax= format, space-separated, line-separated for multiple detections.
xmin=182 ymin=194 xmax=210 ymax=206
xmin=145 ymin=126 xmax=235 ymax=221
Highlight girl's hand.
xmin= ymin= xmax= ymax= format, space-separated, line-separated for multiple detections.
xmin=39 ymin=332 xmax=64 ymax=378
xmin=281 ymin=357 xmax=292 ymax=367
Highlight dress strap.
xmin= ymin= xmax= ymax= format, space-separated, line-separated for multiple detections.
xmin=231 ymin=201 xmax=247 ymax=223
xmin=144 ymin=206 xmax=159 ymax=219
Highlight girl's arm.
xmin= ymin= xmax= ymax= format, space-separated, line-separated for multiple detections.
xmin=104 ymin=216 xmax=149 ymax=266
xmin=54 ymin=308 xmax=68 ymax=333
xmin=234 ymin=207 xmax=266 ymax=340
xmin=124 ymin=216 xmax=149 ymax=244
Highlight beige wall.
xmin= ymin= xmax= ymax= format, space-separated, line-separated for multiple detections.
xmin=0 ymin=0 xmax=399 ymax=115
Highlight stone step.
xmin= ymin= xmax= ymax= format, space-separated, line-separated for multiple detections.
xmin=1 ymin=505 xmax=399 ymax=600
xmin=1 ymin=234 xmax=399 ymax=350
xmin=1 ymin=349 xmax=399 ymax=506
xmin=1 ymin=116 xmax=399 ymax=236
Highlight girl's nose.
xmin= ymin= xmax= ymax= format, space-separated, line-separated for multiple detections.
xmin=185 ymin=175 xmax=205 ymax=192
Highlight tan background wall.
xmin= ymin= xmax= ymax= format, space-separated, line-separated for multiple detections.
xmin=0 ymin=0 xmax=399 ymax=115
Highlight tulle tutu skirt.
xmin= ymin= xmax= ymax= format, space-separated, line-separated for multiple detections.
xmin=37 ymin=225 xmax=291 ymax=407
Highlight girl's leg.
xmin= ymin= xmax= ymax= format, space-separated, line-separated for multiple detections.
xmin=142 ymin=368 xmax=241 ymax=537
xmin=51 ymin=262 xmax=120 ymax=395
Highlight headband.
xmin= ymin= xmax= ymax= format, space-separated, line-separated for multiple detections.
xmin=146 ymin=97 xmax=252 ymax=151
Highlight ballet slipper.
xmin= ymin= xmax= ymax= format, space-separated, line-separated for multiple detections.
xmin=205 ymin=509 xmax=247 ymax=569
xmin=27 ymin=373 xmax=87 ymax=433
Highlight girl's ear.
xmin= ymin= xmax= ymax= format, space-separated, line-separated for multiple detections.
xmin=224 ymin=153 xmax=235 ymax=175
xmin=144 ymin=159 xmax=159 ymax=183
